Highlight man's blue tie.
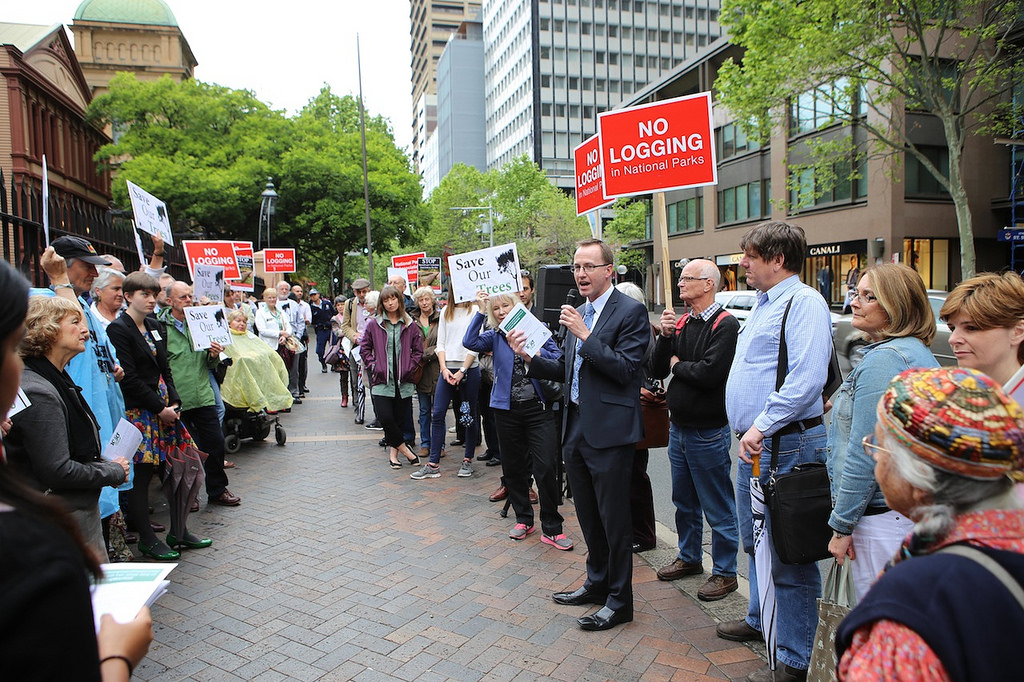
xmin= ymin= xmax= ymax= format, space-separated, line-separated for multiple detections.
xmin=570 ymin=302 xmax=595 ymax=404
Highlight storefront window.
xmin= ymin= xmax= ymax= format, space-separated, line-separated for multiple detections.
xmin=903 ymin=238 xmax=950 ymax=290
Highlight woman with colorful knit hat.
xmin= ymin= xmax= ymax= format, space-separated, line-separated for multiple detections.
xmin=939 ymin=270 xmax=1024 ymax=404
xmin=836 ymin=367 xmax=1024 ymax=681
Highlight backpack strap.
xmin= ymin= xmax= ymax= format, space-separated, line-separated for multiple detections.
xmin=674 ymin=312 xmax=691 ymax=331
xmin=937 ymin=544 xmax=1024 ymax=610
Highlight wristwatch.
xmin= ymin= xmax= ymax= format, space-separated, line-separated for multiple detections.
xmin=50 ymin=283 xmax=74 ymax=291
xmin=832 ymin=530 xmax=850 ymax=539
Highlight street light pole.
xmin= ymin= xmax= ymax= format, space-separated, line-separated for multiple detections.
xmin=450 ymin=202 xmax=494 ymax=247
xmin=258 ymin=178 xmax=278 ymax=251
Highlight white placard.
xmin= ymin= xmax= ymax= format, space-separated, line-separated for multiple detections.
xmin=102 ymin=418 xmax=143 ymax=462
xmin=92 ymin=563 xmax=175 ymax=633
xmin=6 ymin=387 xmax=30 ymax=419
xmin=42 ymin=155 xmax=50 ymax=246
xmin=125 ymin=180 xmax=174 ymax=246
xmin=193 ymin=264 xmax=225 ymax=303
xmin=386 ymin=267 xmax=411 ymax=295
xmin=445 ymin=242 xmax=522 ymax=304
xmin=497 ymin=302 xmax=553 ymax=358
xmin=183 ymin=305 xmax=232 ymax=351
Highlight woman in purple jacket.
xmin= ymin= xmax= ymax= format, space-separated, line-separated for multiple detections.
xmin=360 ymin=285 xmax=424 ymax=469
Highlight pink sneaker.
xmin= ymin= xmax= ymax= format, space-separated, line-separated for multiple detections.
xmin=541 ymin=533 xmax=574 ymax=551
xmin=509 ymin=523 xmax=535 ymax=540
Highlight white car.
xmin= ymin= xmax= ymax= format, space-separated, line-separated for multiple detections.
xmin=715 ymin=291 xmax=841 ymax=329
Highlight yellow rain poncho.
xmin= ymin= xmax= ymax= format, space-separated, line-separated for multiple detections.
xmin=221 ymin=328 xmax=294 ymax=412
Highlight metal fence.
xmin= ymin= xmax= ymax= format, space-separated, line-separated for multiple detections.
xmin=0 ymin=170 xmax=187 ymax=285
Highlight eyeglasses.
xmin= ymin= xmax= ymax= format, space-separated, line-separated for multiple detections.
xmin=571 ymin=263 xmax=612 ymax=274
xmin=861 ymin=434 xmax=894 ymax=459
xmin=853 ymin=291 xmax=878 ymax=304
xmin=679 ymin=276 xmax=710 ymax=283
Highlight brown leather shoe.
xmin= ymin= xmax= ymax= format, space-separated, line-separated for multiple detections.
xmin=697 ymin=575 xmax=738 ymax=601
xmin=224 ymin=460 xmax=235 ymax=469
xmin=210 ymin=490 xmax=241 ymax=506
xmin=418 ymin=447 xmax=429 ymax=458
xmin=717 ymin=619 xmax=762 ymax=642
xmin=657 ymin=558 xmax=703 ymax=581
xmin=489 ymin=485 xmax=508 ymax=502
xmin=528 ymin=488 xmax=538 ymax=504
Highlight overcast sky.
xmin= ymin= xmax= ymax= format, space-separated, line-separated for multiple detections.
xmin=7 ymin=0 xmax=416 ymax=151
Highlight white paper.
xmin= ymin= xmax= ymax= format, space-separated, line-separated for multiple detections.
xmin=92 ymin=563 xmax=176 ymax=632
xmin=132 ymin=227 xmax=146 ymax=268
xmin=6 ymin=387 xmax=30 ymax=419
xmin=498 ymin=302 xmax=553 ymax=358
xmin=446 ymin=242 xmax=522 ymax=304
xmin=184 ymin=305 xmax=232 ymax=351
xmin=42 ymin=155 xmax=50 ymax=246
xmin=193 ymin=263 xmax=225 ymax=303
xmin=102 ymin=418 xmax=143 ymax=462
xmin=387 ymin=267 xmax=411 ymax=295
xmin=126 ymin=180 xmax=174 ymax=246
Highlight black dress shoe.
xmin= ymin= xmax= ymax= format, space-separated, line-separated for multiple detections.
xmin=632 ymin=542 xmax=656 ymax=553
xmin=552 ymin=586 xmax=607 ymax=606
xmin=578 ymin=606 xmax=633 ymax=631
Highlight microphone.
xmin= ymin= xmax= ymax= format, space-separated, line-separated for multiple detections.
xmin=557 ymin=289 xmax=580 ymax=342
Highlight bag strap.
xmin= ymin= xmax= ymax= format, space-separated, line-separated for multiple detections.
xmin=936 ymin=544 xmax=1024 ymax=610
xmin=769 ymin=298 xmax=794 ymax=475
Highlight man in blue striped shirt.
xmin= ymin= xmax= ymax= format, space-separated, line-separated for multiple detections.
xmin=719 ymin=221 xmax=832 ymax=682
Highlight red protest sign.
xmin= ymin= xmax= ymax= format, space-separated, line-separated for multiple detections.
xmin=181 ymin=240 xmax=241 ymax=280
xmin=229 ymin=241 xmax=254 ymax=291
xmin=598 ymin=92 xmax=717 ymax=198
xmin=574 ymin=134 xmax=613 ymax=216
xmin=264 ymin=248 xmax=296 ymax=273
xmin=391 ymin=251 xmax=426 ymax=286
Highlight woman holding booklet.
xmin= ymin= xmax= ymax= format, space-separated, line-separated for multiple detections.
xmin=0 ymin=259 xmax=152 ymax=682
xmin=463 ymin=291 xmax=573 ymax=550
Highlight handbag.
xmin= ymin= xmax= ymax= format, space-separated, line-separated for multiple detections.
xmin=807 ymin=560 xmax=857 ymax=682
xmin=323 ymin=334 xmax=343 ymax=366
xmin=764 ymin=297 xmax=834 ymax=565
xmin=637 ymin=378 xmax=669 ymax=449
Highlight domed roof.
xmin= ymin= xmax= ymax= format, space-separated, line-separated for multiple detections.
xmin=73 ymin=0 xmax=178 ymax=27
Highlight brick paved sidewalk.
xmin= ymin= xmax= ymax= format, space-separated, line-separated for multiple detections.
xmin=135 ymin=368 xmax=764 ymax=681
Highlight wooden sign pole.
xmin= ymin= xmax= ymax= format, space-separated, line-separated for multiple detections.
xmin=654 ymin=192 xmax=673 ymax=312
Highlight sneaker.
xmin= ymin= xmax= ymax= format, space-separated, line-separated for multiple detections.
xmin=457 ymin=460 xmax=474 ymax=477
xmin=657 ymin=558 xmax=704 ymax=581
xmin=509 ymin=523 xmax=535 ymax=540
xmin=365 ymin=421 xmax=383 ymax=431
xmin=697 ymin=575 xmax=739 ymax=602
xmin=541 ymin=533 xmax=574 ymax=551
xmin=410 ymin=464 xmax=440 ymax=480
xmin=448 ymin=425 xmax=456 ymax=433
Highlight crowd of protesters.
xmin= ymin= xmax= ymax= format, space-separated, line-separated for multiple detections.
xmin=3 ymin=222 xmax=1024 ymax=680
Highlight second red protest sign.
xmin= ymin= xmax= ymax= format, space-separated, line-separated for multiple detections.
xmin=598 ymin=92 xmax=717 ymax=198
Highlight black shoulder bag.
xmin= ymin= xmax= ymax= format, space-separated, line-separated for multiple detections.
xmin=763 ymin=298 xmax=834 ymax=565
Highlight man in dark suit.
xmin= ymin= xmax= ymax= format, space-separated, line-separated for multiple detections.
xmin=509 ymin=239 xmax=649 ymax=631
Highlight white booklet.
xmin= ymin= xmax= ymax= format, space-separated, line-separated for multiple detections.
xmin=102 ymin=418 xmax=143 ymax=462
xmin=92 ymin=563 xmax=176 ymax=632
xmin=498 ymin=302 xmax=553 ymax=357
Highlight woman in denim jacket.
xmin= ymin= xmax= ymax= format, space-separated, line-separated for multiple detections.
xmin=827 ymin=264 xmax=938 ymax=598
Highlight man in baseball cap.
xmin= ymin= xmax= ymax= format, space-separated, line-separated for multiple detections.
xmin=51 ymin=235 xmax=111 ymax=299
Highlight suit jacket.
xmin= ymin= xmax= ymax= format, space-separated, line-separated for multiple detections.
xmin=107 ymin=314 xmax=180 ymax=414
xmin=527 ymin=287 xmax=649 ymax=449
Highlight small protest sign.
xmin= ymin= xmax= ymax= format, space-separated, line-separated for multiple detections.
xmin=574 ymin=134 xmax=613 ymax=216
xmin=193 ymin=264 xmax=225 ymax=303
xmin=183 ymin=305 xmax=233 ymax=351
xmin=181 ymin=241 xmax=241 ymax=280
xmin=264 ymin=248 xmax=295 ymax=273
xmin=126 ymin=180 xmax=174 ymax=246
xmin=230 ymin=242 xmax=254 ymax=291
xmin=391 ymin=252 xmax=425 ymax=289
xmin=387 ymin=267 xmax=411 ymax=295
xmin=417 ymin=257 xmax=442 ymax=292
xmin=446 ymin=243 xmax=522 ymax=304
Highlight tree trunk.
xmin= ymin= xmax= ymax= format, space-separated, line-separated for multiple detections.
xmin=944 ymin=121 xmax=975 ymax=281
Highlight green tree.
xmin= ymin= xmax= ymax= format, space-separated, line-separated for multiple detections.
xmin=88 ymin=73 xmax=289 ymax=240
xmin=603 ymin=198 xmax=647 ymax=273
xmin=278 ymin=87 xmax=427 ymax=282
xmin=716 ymin=0 xmax=1024 ymax=278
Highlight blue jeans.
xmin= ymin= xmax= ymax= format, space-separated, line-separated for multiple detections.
xmin=736 ymin=425 xmax=827 ymax=671
xmin=429 ymin=367 xmax=480 ymax=464
xmin=667 ymin=423 xmax=739 ymax=577
xmin=417 ymin=390 xmax=433 ymax=450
